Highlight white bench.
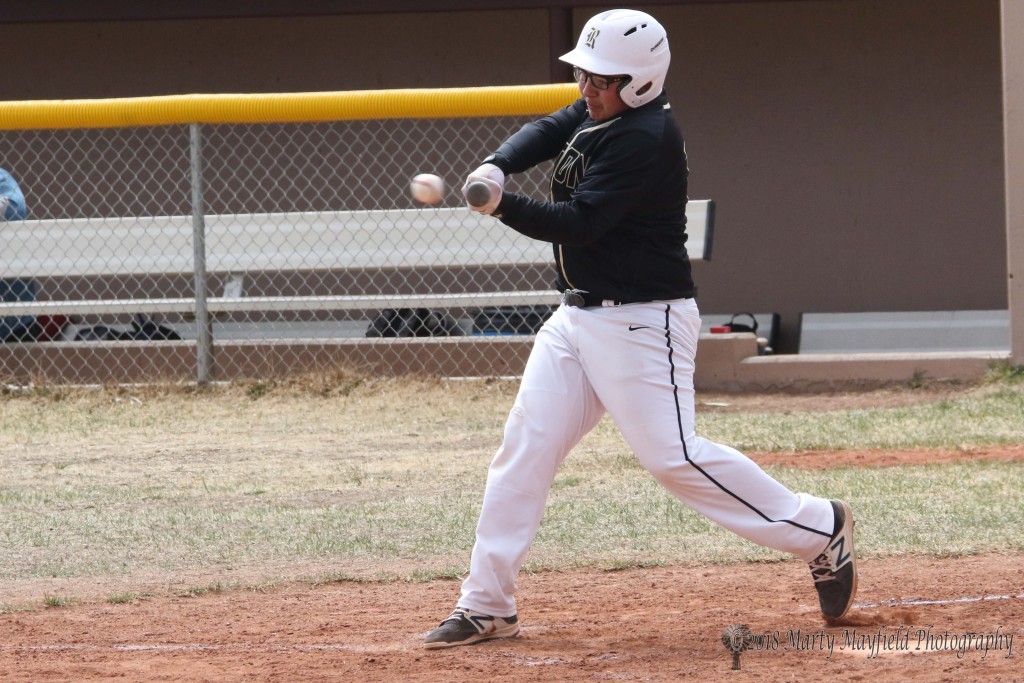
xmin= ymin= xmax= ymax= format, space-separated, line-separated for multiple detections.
xmin=798 ymin=310 xmax=1010 ymax=354
xmin=0 ymin=200 xmax=714 ymax=321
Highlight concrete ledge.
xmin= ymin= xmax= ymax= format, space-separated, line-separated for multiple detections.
xmin=731 ymin=349 xmax=1008 ymax=392
xmin=694 ymin=333 xmax=1007 ymax=391
xmin=693 ymin=332 xmax=762 ymax=389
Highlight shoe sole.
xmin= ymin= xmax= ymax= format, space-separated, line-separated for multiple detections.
xmin=424 ymin=623 xmax=521 ymax=650
xmin=828 ymin=500 xmax=858 ymax=620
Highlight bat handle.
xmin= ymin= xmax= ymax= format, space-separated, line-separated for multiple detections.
xmin=465 ymin=180 xmax=494 ymax=208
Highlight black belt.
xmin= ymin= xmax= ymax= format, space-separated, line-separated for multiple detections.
xmin=561 ymin=290 xmax=650 ymax=308
xmin=561 ymin=289 xmax=695 ymax=308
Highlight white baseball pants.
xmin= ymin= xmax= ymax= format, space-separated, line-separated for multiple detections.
xmin=458 ymin=298 xmax=836 ymax=618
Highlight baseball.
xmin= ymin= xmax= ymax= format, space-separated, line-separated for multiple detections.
xmin=410 ymin=173 xmax=445 ymax=205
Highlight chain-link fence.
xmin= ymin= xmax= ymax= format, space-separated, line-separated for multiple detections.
xmin=0 ymin=86 xmax=578 ymax=385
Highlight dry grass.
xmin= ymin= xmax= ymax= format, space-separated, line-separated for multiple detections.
xmin=1 ymin=369 xmax=1023 ymax=609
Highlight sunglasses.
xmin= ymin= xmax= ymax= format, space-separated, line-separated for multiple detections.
xmin=572 ymin=66 xmax=629 ymax=91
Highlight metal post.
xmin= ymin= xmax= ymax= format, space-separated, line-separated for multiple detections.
xmin=189 ymin=123 xmax=213 ymax=383
xmin=1004 ymin=0 xmax=1024 ymax=366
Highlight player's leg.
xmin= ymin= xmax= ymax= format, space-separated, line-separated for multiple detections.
xmin=425 ymin=306 xmax=604 ymax=648
xmin=578 ymin=299 xmax=856 ymax=617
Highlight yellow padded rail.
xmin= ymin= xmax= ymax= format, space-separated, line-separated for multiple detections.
xmin=0 ymin=84 xmax=580 ymax=130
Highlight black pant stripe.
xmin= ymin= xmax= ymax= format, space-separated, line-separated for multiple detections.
xmin=660 ymin=304 xmax=831 ymax=539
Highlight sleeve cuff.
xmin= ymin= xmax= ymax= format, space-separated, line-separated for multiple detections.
xmin=482 ymin=154 xmax=510 ymax=175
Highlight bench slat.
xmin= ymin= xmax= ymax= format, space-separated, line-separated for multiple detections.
xmin=0 ymin=201 xmax=712 ymax=318
xmin=2 ymin=201 xmax=711 ymax=278
xmin=0 ymin=291 xmax=565 ymax=317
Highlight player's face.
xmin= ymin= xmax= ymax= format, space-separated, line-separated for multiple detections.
xmin=575 ymin=68 xmax=630 ymax=121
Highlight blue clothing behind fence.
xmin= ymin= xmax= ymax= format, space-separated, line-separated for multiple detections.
xmin=1 ymin=168 xmax=35 ymax=340
xmin=0 ymin=168 xmax=27 ymax=221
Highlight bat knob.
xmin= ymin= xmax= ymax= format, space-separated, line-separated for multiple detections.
xmin=465 ymin=181 xmax=493 ymax=208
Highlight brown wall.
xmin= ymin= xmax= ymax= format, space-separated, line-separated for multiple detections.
xmin=2 ymin=11 xmax=552 ymax=96
xmin=657 ymin=0 xmax=1006 ymax=351
xmin=0 ymin=0 xmax=1006 ymax=352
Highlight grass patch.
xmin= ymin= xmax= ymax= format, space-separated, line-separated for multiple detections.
xmin=0 ymin=602 xmax=34 ymax=614
xmin=0 ymin=373 xmax=1022 ymax=601
xmin=697 ymin=388 xmax=1024 ymax=452
xmin=176 ymin=581 xmax=231 ymax=598
xmin=42 ymin=595 xmax=74 ymax=608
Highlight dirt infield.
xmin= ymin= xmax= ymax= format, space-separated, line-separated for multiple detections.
xmin=2 ymin=444 xmax=1022 ymax=682
xmin=1 ymin=552 xmax=1020 ymax=682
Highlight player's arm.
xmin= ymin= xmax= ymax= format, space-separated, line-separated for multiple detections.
xmin=463 ymin=100 xmax=587 ymax=213
xmin=483 ymin=99 xmax=588 ymax=175
xmin=495 ymin=127 xmax=661 ymax=246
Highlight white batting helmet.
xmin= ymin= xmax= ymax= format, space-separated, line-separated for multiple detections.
xmin=559 ymin=9 xmax=671 ymax=108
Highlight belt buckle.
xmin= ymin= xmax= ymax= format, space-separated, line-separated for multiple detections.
xmin=562 ymin=289 xmax=588 ymax=307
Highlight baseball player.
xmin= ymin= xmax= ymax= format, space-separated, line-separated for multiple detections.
xmin=425 ymin=9 xmax=857 ymax=649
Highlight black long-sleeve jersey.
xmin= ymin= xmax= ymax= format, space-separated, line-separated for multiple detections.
xmin=484 ymin=90 xmax=695 ymax=303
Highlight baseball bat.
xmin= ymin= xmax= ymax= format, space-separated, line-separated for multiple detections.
xmin=464 ymin=181 xmax=493 ymax=208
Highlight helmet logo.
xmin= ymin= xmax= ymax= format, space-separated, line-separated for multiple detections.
xmin=585 ymin=27 xmax=600 ymax=49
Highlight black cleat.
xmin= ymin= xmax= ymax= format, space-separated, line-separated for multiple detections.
xmin=424 ymin=608 xmax=520 ymax=649
xmin=808 ymin=500 xmax=858 ymax=620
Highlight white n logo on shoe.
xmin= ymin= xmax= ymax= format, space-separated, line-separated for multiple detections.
xmin=830 ymin=534 xmax=851 ymax=569
xmin=467 ymin=613 xmax=495 ymax=634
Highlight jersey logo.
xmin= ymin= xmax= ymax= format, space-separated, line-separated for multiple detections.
xmin=585 ymin=28 xmax=600 ymax=49
xmin=554 ymin=149 xmax=587 ymax=190
xmin=628 ymin=325 xmax=649 ymax=331
xmin=552 ymin=118 xmax=617 ymax=193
